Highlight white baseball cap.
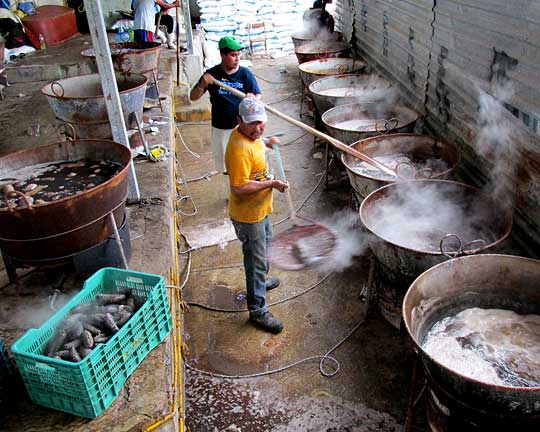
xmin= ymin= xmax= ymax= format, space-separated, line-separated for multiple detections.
xmin=239 ymin=97 xmax=267 ymax=123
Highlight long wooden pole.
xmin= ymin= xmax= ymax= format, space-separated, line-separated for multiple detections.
xmin=212 ymin=80 xmax=397 ymax=177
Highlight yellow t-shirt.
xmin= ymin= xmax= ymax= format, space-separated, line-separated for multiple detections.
xmin=225 ymin=127 xmax=273 ymax=223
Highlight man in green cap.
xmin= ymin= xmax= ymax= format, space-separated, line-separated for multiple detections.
xmin=190 ymin=36 xmax=262 ymax=198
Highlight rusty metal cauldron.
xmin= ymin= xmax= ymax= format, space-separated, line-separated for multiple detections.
xmin=41 ymin=72 xmax=147 ymax=140
xmin=298 ymin=57 xmax=367 ymax=88
xmin=80 ymin=41 xmax=161 ymax=80
xmin=309 ymin=74 xmax=394 ymax=115
xmin=342 ymin=134 xmax=461 ymax=200
xmin=359 ymin=179 xmax=512 ymax=328
xmin=294 ymin=40 xmax=352 ymax=65
xmin=0 ymin=139 xmax=131 ymax=262
xmin=403 ymin=254 xmax=540 ymax=430
xmin=321 ymin=102 xmax=421 ymax=145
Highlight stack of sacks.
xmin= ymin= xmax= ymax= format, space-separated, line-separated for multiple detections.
xmin=199 ymin=0 xmax=238 ymax=43
xmin=198 ymin=0 xmax=307 ymax=56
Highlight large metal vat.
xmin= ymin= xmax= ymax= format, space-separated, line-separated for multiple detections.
xmin=294 ymin=41 xmax=352 ymax=65
xmin=80 ymin=41 xmax=161 ymax=78
xmin=42 ymin=72 xmax=147 ymax=139
xmin=0 ymin=139 xmax=131 ymax=261
xmin=360 ymin=180 xmax=512 ymax=327
xmin=291 ymin=30 xmax=341 ymax=49
xmin=341 ymin=134 xmax=461 ymax=200
xmin=322 ymin=103 xmax=420 ymax=144
xmin=298 ymin=57 xmax=367 ymax=88
xmin=309 ymin=74 xmax=393 ymax=114
xmin=403 ymin=254 xmax=540 ymax=430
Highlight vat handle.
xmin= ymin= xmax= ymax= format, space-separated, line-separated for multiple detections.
xmin=376 ymin=117 xmax=399 ymax=135
xmin=395 ymin=161 xmax=416 ymax=180
xmin=56 ymin=122 xmax=76 ymax=141
xmin=440 ymin=234 xmax=486 ymax=258
xmin=117 ymin=57 xmax=133 ymax=75
xmin=3 ymin=187 xmax=34 ymax=212
xmin=50 ymin=81 xmax=65 ymax=98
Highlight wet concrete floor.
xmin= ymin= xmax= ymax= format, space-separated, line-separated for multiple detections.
xmin=176 ymin=55 xmax=427 ymax=431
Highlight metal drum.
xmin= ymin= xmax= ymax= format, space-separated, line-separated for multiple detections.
xmin=42 ymin=72 xmax=147 ymax=139
xmin=0 ymin=139 xmax=131 ymax=262
xmin=294 ymin=41 xmax=352 ymax=65
xmin=359 ymin=180 xmax=512 ymax=327
xmin=298 ymin=58 xmax=367 ymax=88
xmin=341 ymin=134 xmax=461 ymax=200
xmin=80 ymin=41 xmax=161 ymax=79
xmin=403 ymin=254 xmax=540 ymax=430
xmin=322 ymin=103 xmax=420 ymax=144
xmin=309 ymin=74 xmax=393 ymax=114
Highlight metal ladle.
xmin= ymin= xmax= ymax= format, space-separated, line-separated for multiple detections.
xmin=212 ymin=80 xmax=397 ymax=178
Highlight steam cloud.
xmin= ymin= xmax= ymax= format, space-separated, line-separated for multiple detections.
xmin=316 ymin=210 xmax=367 ymax=272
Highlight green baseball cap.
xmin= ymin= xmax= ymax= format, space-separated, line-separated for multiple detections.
xmin=218 ymin=36 xmax=244 ymax=51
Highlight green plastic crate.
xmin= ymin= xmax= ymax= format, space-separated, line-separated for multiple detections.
xmin=11 ymin=268 xmax=172 ymax=418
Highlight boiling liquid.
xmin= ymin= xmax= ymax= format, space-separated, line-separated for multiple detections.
xmin=334 ymin=118 xmax=391 ymax=132
xmin=349 ymin=153 xmax=450 ymax=181
xmin=422 ymin=308 xmax=540 ymax=387
xmin=317 ymin=86 xmax=386 ymax=98
xmin=0 ymin=158 xmax=122 ymax=207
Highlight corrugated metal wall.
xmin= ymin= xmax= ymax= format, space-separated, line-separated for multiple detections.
xmin=335 ymin=0 xmax=540 ymax=255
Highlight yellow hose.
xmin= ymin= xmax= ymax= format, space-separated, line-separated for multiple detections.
xmin=144 ymin=89 xmax=185 ymax=432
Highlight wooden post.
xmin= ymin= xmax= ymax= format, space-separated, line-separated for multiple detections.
xmin=83 ymin=0 xmax=141 ymax=202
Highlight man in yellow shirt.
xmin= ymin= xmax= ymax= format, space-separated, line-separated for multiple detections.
xmin=225 ymin=98 xmax=288 ymax=334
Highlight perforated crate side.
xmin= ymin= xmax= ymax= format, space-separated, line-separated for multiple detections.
xmin=11 ymin=268 xmax=171 ymax=418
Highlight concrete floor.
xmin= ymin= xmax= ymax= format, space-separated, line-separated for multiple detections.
xmin=176 ymin=56 xmax=426 ymax=431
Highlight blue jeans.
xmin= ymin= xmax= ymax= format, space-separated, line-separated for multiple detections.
xmin=231 ymin=216 xmax=272 ymax=317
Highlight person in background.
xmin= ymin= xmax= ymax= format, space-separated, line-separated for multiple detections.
xmin=132 ymin=0 xmax=178 ymax=43
xmin=189 ymin=36 xmax=262 ymax=198
xmin=304 ymin=0 xmax=335 ymax=34
xmin=155 ymin=0 xmax=177 ymax=49
xmin=225 ymin=97 xmax=288 ymax=334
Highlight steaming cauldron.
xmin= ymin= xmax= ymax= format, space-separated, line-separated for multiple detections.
xmin=0 ymin=139 xmax=131 ymax=262
xmin=322 ymin=103 xmax=420 ymax=144
xmin=359 ymin=180 xmax=512 ymax=327
xmin=403 ymin=254 xmax=540 ymax=430
xmin=309 ymin=74 xmax=393 ymax=115
xmin=342 ymin=134 xmax=461 ymax=200
xmin=42 ymin=72 xmax=147 ymax=139
xmin=298 ymin=58 xmax=367 ymax=87
xmin=294 ymin=41 xmax=352 ymax=65
xmin=291 ymin=30 xmax=341 ymax=49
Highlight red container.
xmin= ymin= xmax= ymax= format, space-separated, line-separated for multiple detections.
xmin=22 ymin=6 xmax=78 ymax=48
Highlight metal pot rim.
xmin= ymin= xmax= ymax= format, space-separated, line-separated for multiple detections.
xmin=402 ymin=253 xmax=540 ymax=392
xmin=41 ymin=72 xmax=148 ymax=101
xmin=359 ymin=179 xmax=513 ymax=255
xmin=341 ymin=133 xmax=461 ymax=182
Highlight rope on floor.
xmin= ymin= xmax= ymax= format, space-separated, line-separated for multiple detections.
xmin=168 ymin=256 xmax=374 ymax=380
xmin=167 ymin=272 xmax=331 ymax=312
xmin=184 ymin=319 xmax=366 ymax=379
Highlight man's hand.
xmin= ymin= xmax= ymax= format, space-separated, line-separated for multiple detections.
xmin=200 ymin=73 xmax=216 ymax=89
xmin=272 ymin=180 xmax=288 ymax=193
xmin=246 ymin=93 xmax=262 ymax=99
xmin=266 ymin=136 xmax=280 ymax=148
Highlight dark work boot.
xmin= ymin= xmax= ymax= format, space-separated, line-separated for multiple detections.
xmin=249 ymin=312 xmax=284 ymax=334
xmin=265 ymin=277 xmax=280 ymax=291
